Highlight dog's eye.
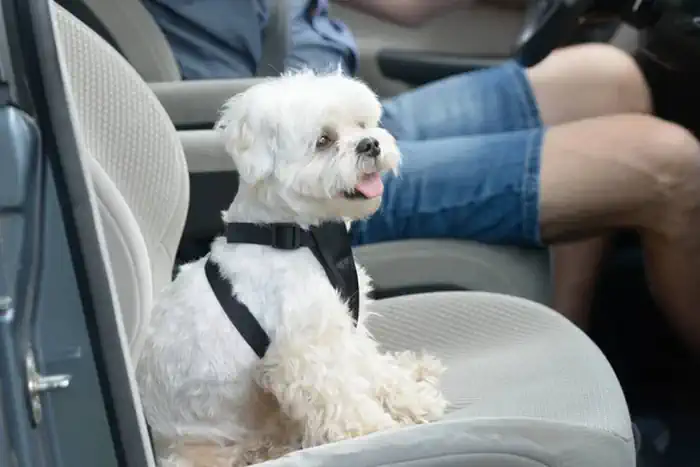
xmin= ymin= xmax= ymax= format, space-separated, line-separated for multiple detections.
xmin=316 ymin=134 xmax=334 ymax=150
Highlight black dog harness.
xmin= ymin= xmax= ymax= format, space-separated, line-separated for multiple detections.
xmin=204 ymin=221 xmax=360 ymax=358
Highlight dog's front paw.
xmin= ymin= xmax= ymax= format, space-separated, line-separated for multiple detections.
xmin=413 ymin=387 xmax=449 ymax=423
xmin=383 ymin=386 xmax=447 ymax=425
xmin=393 ymin=351 xmax=446 ymax=385
xmin=341 ymin=412 xmax=399 ymax=441
xmin=303 ymin=404 xmax=398 ymax=447
xmin=378 ymin=351 xmax=448 ymax=425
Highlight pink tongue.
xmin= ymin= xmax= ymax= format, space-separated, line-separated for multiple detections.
xmin=354 ymin=173 xmax=384 ymax=198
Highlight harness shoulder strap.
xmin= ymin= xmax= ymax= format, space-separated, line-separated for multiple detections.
xmin=204 ymin=258 xmax=269 ymax=358
xmin=309 ymin=223 xmax=359 ymax=323
xmin=206 ymin=221 xmax=359 ymax=358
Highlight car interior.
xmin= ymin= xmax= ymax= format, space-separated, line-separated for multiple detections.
xmin=0 ymin=0 xmax=697 ymax=466
xmin=55 ymin=0 xmax=554 ymax=304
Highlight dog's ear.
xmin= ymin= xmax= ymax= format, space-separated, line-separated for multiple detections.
xmin=215 ymin=93 xmax=274 ymax=184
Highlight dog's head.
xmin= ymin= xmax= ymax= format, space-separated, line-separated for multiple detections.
xmin=215 ymin=70 xmax=400 ymax=224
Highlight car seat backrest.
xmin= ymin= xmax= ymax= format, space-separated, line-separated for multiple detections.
xmin=63 ymin=0 xmax=182 ymax=82
xmin=54 ymin=0 xmax=124 ymax=55
xmin=53 ymin=2 xmax=190 ymax=360
xmin=66 ymin=0 xmax=289 ymax=81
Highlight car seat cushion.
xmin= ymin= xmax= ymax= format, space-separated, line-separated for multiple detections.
xmin=254 ymin=292 xmax=634 ymax=467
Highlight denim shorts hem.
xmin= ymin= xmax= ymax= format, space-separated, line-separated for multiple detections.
xmin=521 ymin=129 xmax=545 ymax=246
xmin=503 ymin=60 xmax=544 ymax=132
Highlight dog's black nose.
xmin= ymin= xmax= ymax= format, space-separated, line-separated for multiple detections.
xmin=356 ymin=137 xmax=380 ymax=158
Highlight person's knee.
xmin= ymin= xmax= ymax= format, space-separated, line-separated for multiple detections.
xmin=538 ymin=43 xmax=652 ymax=115
xmin=577 ymin=44 xmax=650 ymax=113
xmin=639 ymin=118 xmax=700 ymax=237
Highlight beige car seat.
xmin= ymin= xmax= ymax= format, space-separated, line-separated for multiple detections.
xmin=60 ymin=0 xmax=552 ymax=304
xmin=52 ymin=3 xmax=635 ymax=466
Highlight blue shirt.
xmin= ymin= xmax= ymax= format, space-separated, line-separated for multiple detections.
xmin=142 ymin=0 xmax=358 ymax=79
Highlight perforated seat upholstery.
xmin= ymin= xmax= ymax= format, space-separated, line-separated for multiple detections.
xmin=52 ymin=4 xmax=635 ymax=466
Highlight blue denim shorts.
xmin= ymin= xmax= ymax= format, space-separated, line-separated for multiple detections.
xmin=350 ymin=60 xmax=545 ymax=248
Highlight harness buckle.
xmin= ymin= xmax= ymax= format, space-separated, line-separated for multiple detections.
xmin=271 ymin=224 xmax=302 ymax=250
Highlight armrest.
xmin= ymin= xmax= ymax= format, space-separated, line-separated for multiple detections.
xmin=377 ymin=49 xmax=505 ymax=87
xmin=179 ymin=130 xmax=234 ymax=173
xmin=150 ymin=79 xmax=269 ymax=129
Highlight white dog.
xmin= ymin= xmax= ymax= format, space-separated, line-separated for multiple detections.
xmin=136 ymin=70 xmax=448 ymax=467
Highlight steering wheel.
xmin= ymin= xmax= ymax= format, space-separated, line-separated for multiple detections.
xmin=513 ymin=0 xmax=665 ymax=67
xmin=513 ymin=0 xmax=596 ymax=67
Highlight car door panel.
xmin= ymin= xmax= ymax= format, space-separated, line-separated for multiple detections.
xmin=331 ymin=1 xmax=527 ymax=96
xmin=0 ymin=0 xmax=155 ymax=465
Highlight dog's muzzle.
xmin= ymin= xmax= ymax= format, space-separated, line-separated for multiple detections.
xmin=356 ymin=137 xmax=380 ymax=159
xmin=343 ymin=137 xmax=385 ymax=200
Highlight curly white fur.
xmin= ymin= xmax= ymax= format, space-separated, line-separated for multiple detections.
xmin=136 ymin=70 xmax=447 ymax=467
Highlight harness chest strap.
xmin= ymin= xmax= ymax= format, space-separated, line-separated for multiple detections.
xmin=204 ymin=222 xmax=360 ymax=358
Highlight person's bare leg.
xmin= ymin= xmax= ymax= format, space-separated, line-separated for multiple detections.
xmin=539 ymin=114 xmax=700 ymax=353
xmin=550 ymin=239 xmax=611 ymax=327
xmin=525 ymin=44 xmax=652 ymax=325
xmin=527 ymin=44 xmax=652 ymax=125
